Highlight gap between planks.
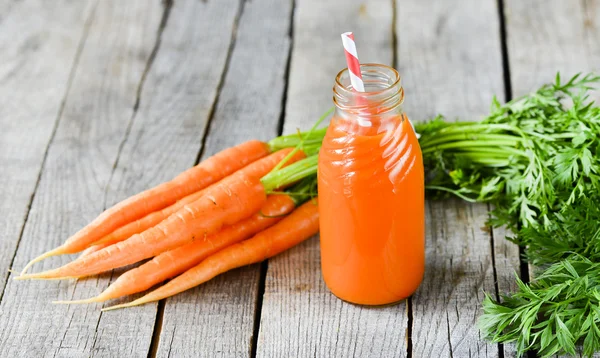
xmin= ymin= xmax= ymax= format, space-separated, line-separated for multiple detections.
xmin=143 ymin=0 xmax=247 ymax=355
xmin=494 ymin=0 xmax=530 ymax=291
xmin=487 ymin=203 xmax=505 ymax=358
xmin=192 ymin=0 xmax=246 ymax=167
xmin=250 ymin=0 xmax=297 ymax=356
xmin=494 ymin=3 xmax=512 ymax=358
xmin=102 ymin=0 xmax=174 ymax=211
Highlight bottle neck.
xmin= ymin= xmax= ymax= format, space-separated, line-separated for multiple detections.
xmin=333 ymin=63 xmax=404 ymax=119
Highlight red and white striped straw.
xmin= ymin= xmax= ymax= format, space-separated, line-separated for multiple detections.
xmin=341 ymin=32 xmax=365 ymax=93
xmin=341 ymin=32 xmax=371 ymax=127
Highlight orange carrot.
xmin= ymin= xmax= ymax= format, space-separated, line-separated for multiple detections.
xmin=102 ymin=199 xmax=319 ymax=310
xmin=19 ymin=151 xmax=308 ymax=280
xmin=93 ymin=148 xmax=304 ymax=247
xmin=21 ymin=140 xmax=271 ymax=273
xmin=92 ymin=191 xmax=206 ymax=247
xmin=56 ymin=194 xmax=297 ymax=304
xmin=78 ymin=242 xmax=113 ymax=258
xmin=18 ymin=174 xmax=265 ymax=279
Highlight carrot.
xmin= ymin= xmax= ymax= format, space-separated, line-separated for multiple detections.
xmin=21 ymin=140 xmax=271 ymax=274
xmin=18 ymin=151 xmax=311 ymax=280
xmin=92 ymin=191 xmax=206 ymax=247
xmin=56 ymin=194 xmax=297 ymax=304
xmin=93 ymin=148 xmax=303 ymax=247
xmin=78 ymin=242 xmax=112 ymax=258
xmin=19 ymin=174 xmax=265 ymax=279
xmin=103 ymin=199 xmax=319 ymax=310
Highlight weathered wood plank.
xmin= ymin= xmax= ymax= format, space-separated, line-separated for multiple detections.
xmin=503 ymin=1 xmax=600 ymax=357
xmin=505 ymin=0 xmax=600 ymax=97
xmin=283 ymin=0 xmax=394 ymax=132
xmin=489 ymin=222 xmax=521 ymax=358
xmin=0 ymin=1 xmax=164 ymax=357
xmin=489 ymin=223 xmax=520 ymax=300
xmin=397 ymin=0 xmax=504 ymax=122
xmin=257 ymin=1 xmax=405 ymax=357
xmin=413 ymin=201 xmax=498 ymax=357
xmin=259 ymin=237 xmax=409 ymax=357
xmin=155 ymin=0 xmax=292 ymax=356
xmin=0 ymin=0 xmax=93 ymax=300
xmin=398 ymin=0 xmax=507 ymax=356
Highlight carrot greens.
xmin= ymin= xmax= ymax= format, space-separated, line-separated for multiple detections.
xmin=417 ymin=72 xmax=600 ymax=230
xmin=416 ymin=73 xmax=600 ymax=357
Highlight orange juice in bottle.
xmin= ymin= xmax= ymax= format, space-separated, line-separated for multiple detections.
xmin=318 ymin=64 xmax=425 ymax=305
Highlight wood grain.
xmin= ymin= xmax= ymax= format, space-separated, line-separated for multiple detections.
xmin=505 ymin=0 xmax=600 ymax=97
xmin=257 ymin=1 xmax=406 ymax=357
xmin=0 ymin=0 xmax=93 ymax=300
xmin=396 ymin=0 xmax=505 ymax=122
xmin=258 ymin=236 xmax=409 ymax=358
xmin=156 ymin=0 xmax=291 ymax=356
xmin=489 ymin=222 xmax=521 ymax=358
xmin=0 ymin=1 xmax=163 ymax=356
xmin=504 ymin=1 xmax=600 ymax=357
xmin=412 ymin=201 xmax=498 ymax=357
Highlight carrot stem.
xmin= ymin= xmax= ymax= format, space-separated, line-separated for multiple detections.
xmin=260 ymin=155 xmax=318 ymax=193
xmin=268 ymin=127 xmax=328 ymax=152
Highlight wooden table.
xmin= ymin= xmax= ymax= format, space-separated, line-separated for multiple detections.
xmin=0 ymin=0 xmax=598 ymax=357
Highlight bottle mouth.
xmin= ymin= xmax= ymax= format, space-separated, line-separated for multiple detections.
xmin=333 ymin=63 xmax=404 ymax=114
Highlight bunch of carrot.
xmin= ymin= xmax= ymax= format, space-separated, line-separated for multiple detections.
xmin=17 ymin=137 xmax=321 ymax=310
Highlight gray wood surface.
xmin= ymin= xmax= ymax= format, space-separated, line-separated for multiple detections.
xmin=505 ymin=0 xmax=600 ymax=97
xmin=504 ymin=1 xmax=600 ymax=357
xmin=259 ymin=236 xmax=410 ymax=358
xmin=397 ymin=0 xmax=505 ymax=122
xmin=414 ymin=201 xmax=498 ymax=357
xmin=257 ymin=1 xmax=407 ymax=357
xmin=0 ymin=0 xmax=597 ymax=357
xmin=0 ymin=0 xmax=93 ymax=302
xmin=154 ymin=0 xmax=292 ymax=356
xmin=0 ymin=1 xmax=164 ymax=356
xmin=490 ymin=223 xmax=521 ymax=358
xmin=396 ymin=1 xmax=511 ymax=357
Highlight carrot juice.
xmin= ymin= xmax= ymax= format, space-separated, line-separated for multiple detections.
xmin=318 ymin=64 xmax=425 ymax=305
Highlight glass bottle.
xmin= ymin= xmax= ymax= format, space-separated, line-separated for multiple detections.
xmin=318 ymin=63 xmax=425 ymax=305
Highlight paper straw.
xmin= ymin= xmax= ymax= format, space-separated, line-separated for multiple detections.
xmin=341 ymin=32 xmax=365 ymax=92
xmin=341 ymin=32 xmax=371 ymax=127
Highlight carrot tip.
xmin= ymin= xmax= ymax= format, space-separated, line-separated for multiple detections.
xmin=101 ymin=302 xmax=136 ymax=311
xmin=13 ymin=274 xmax=41 ymax=281
xmin=20 ymin=247 xmax=66 ymax=275
xmin=53 ymin=297 xmax=101 ymax=305
xmin=14 ymin=271 xmax=71 ymax=280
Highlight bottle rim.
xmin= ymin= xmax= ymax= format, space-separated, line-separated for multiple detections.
xmin=333 ymin=63 xmax=404 ymax=114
